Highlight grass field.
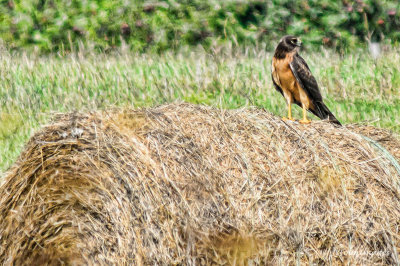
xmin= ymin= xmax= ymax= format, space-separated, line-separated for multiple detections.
xmin=1 ymin=46 xmax=400 ymax=173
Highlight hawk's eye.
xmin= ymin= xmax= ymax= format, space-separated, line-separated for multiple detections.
xmin=291 ymin=39 xmax=297 ymax=44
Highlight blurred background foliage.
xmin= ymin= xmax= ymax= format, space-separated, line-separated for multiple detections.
xmin=0 ymin=0 xmax=399 ymax=53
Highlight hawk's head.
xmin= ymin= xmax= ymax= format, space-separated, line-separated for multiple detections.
xmin=280 ymin=35 xmax=302 ymax=48
xmin=274 ymin=35 xmax=302 ymax=58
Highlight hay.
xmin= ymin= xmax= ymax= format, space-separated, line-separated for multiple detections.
xmin=1 ymin=103 xmax=400 ymax=265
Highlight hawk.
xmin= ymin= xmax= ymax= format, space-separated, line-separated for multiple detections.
xmin=271 ymin=35 xmax=341 ymax=125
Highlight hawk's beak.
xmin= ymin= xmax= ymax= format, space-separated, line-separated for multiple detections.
xmin=295 ymin=39 xmax=302 ymax=47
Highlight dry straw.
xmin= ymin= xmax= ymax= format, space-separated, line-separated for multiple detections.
xmin=0 ymin=103 xmax=399 ymax=265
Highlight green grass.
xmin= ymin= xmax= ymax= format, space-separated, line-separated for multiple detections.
xmin=1 ymin=47 xmax=400 ymax=174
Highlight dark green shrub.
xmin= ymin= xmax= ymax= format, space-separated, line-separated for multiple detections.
xmin=0 ymin=0 xmax=399 ymax=53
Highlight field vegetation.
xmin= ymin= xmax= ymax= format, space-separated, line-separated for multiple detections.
xmin=1 ymin=0 xmax=399 ymax=53
xmin=1 ymin=46 xmax=399 ymax=173
xmin=1 ymin=1 xmax=400 ymax=264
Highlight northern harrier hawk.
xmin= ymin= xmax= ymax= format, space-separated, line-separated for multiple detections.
xmin=271 ymin=35 xmax=341 ymax=125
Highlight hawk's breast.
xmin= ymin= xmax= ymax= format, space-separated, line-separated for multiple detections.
xmin=272 ymin=53 xmax=314 ymax=110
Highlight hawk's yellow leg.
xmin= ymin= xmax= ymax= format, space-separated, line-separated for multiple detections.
xmin=299 ymin=104 xmax=311 ymax=124
xmin=282 ymin=102 xmax=295 ymax=121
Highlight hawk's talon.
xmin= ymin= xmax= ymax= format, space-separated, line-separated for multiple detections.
xmin=299 ymin=119 xmax=311 ymax=124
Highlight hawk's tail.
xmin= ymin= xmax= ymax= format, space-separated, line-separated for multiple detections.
xmin=313 ymin=101 xmax=342 ymax=126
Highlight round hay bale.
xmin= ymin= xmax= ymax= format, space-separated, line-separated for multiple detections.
xmin=1 ymin=103 xmax=400 ymax=265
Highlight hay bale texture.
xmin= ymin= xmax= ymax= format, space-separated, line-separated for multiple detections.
xmin=1 ymin=103 xmax=400 ymax=265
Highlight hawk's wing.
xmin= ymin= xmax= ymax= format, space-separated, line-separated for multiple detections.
xmin=289 ymin=54 xmax=326 ymax=118
xmin=289 ymin=54 xmax=323 ymax=103
xmin=289 ymin=54 xmax=341 ymax=125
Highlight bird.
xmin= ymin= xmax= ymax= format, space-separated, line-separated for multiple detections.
xmin=271 ymin=35 xmax=341 ymax=125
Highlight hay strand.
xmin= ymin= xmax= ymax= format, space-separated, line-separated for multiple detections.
xmin=1 ymin=103 xmax=400 ymax=265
